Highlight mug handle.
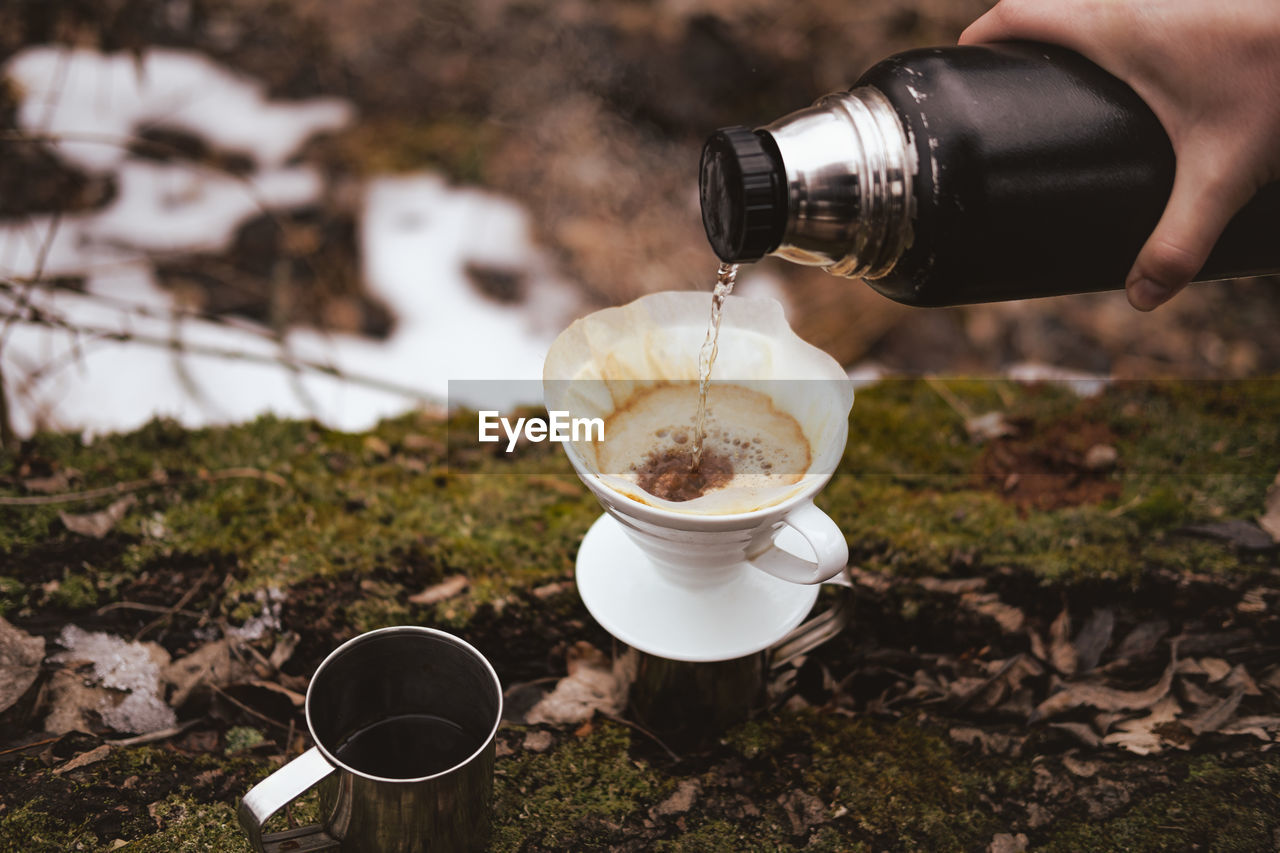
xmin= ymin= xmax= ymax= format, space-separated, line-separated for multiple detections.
xmin=769 ymin=569 xmax=853 ymax=669
xmin=747 ymin=500 xmax=848 ymax=585
xmin=238 ymin=746 xmax=341 ymax=853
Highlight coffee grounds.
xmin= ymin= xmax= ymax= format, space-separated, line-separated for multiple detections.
xmin=634 ymin=446 xmax=733 ymax=502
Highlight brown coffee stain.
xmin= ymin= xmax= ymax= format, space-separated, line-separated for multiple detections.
xmin=635 ymin=446 xmax=733 ymax=502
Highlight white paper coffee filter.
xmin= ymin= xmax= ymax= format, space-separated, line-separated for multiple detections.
xmin=543 ymin=291 xmax=853 ymax=514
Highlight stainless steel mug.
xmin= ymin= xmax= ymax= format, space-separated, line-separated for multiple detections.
xmin=238 ymin=626 xmax=503 ymax=853
xmin=618 ymin=573 xmax=853 ymax=748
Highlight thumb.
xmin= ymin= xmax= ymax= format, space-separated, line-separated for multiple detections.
xmin=1126 ymin=155 xmax=1252 ymax=311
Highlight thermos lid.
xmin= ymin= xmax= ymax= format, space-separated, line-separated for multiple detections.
xmin=699 ymin=126 xmax=787 ymax=263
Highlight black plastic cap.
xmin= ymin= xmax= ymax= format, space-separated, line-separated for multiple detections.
xmin=699 ymin=126 xmax=787 ymax=263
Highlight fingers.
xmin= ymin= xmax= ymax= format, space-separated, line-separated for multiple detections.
xmin=1125 ymin=154 xmax=1254 ymax=311
xmin=959 ymin=0 xmax=1075 ymax=47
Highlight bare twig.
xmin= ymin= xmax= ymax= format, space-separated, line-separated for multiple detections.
xmin=0 ymin=736 xmax=60 ymax=756
xmin=5 ymin=316 xmax=434 ymax=406
xmin=133 ymin=565 xmax=216 ymax=641
xmin=601 ymin=713 xmax=682 ymax=764
xmin=108 ymin=717 xmax=205 ymax=747
xmin=925 ymin=376 xmax=978 ymax=422
xmin=96 ymin=601 xmax=205 ymax=618
xmin=210 ymin=684 xmax=295 ymax=733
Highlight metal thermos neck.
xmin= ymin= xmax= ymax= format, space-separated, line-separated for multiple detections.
xmin=764 ymin=87 xmax=915 ymax=279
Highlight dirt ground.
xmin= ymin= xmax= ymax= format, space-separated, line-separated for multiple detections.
xmin=2 ymin=1 xmax=1280 ymax=851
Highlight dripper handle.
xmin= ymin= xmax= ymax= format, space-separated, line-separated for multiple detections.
xmin=747 ymin=500 xmax=848 ymax=585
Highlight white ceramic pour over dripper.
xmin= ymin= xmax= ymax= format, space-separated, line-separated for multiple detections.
xmin=544 ymin=291 xmax=855 ymax=662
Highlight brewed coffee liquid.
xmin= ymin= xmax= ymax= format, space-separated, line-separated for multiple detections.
xmin=333 ymin=713 xmax=478 ymax=778
xmin=691 ymin=262 xmax=738 ymax=470
xmin=600 ymin=383 xmax=809 ymax=502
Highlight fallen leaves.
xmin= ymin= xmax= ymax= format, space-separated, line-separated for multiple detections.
xmin=408 ymin=575 xmax=468 ymax=606
xmin=838 ymin=570 xmax=1280 ymax=757
xmin=1031 ymin=653 xmax=1176 ymax=723
xmin=524 ymin=642 xmax=624 ymax=725
xmin=0 ymin=616 xmax=45 ymax=714
xmin=59 ymin=495 xmax=137 ymax=538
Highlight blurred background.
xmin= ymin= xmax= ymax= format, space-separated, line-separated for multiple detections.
xmin=2 ymin=0 xmax=1278 ymax=439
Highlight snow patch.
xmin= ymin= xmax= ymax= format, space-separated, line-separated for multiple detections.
xmin=51 ymin=625 xmax=176 ymax=734
xmin=1 ymin=47 xmax=575 ymax=437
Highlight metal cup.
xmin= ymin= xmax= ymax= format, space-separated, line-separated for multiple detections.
xmin=617 ymin=572 xmax=853 ymax=748
xmin=238 ymin=626 xmax=503 ymax=853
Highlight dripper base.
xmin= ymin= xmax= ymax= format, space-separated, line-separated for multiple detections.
xmin=575 ymin=514 xmax=820 ymax=662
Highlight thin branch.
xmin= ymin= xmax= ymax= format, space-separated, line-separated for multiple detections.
xmin=210 ymin=684 xmax=295 ymax=733
xmin=108 ymin=717 xmax=205 ymax=747
xmin=6 ymin=316 xmax=435 ymax=404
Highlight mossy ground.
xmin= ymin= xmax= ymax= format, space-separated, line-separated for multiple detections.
xmin=2 ymin=378 xmax=1278 ymax=850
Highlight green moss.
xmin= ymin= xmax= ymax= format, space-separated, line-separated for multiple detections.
xmin=823 ymin=379 xmax=1280 ymax=583
xmin=1041 ymin=756 xmax=1280 ymax=852
xmin=224 ymin=726 xmax=267 ymax=754
xmin=727 ymin=713 xmax=1010 ymax=850
xmin=492 ymin=722 xmax=672 ymax=850
xmin=654 ymin=818 xmax=799 ymax=852
xmin=0 ymin=798 xmax=98 ymax=851
xmin=0 ymin=576 xmax=25 ymax=616
xmin=345 ymin=580 xmax=413 ymax=632
xmin=47 ymin=569 xmax=98 ymax=610
xmin=121 ymin=796 xmax=250 ymax=853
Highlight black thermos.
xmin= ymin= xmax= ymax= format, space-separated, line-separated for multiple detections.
xmin=699 ymin=43 xmax=1280 ymax=307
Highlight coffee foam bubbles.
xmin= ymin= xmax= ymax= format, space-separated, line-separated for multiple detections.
xmin=598 ymin=384 xmax=810 ymax=498
xmin=543 ymin=292 xmax=854 ymax=515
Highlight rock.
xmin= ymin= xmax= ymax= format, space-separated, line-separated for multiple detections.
xmin=651 ymin=779 xmax=701 ymax=818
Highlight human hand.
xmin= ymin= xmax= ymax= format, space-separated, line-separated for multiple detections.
xmin=960 ymin=0 xmax=1280 ymax=310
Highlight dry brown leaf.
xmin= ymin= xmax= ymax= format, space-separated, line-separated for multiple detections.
xmin=1114 ymin=619 xmax=1169 ymax=662
xmin=59 ymin=495 xmax=137 ymax=538
xmin=1219 ymin=715 xmax=1280 ymax=741
xmin=43 ymin=669 xmax=115 ymax=735
xmin=966 ymin=411 xmax=1016 ymax=443
xmin=408 ymin=575 xmax=468 ymax=606
xmin=1224 ymin=664 xmax=1262 ymax=696
xmin=0 ymin=616 xmax=45 ymax=715
xmin=1031 ymin=655 xmax=1175 ymax=722
xmin=962 ymin=592 xmax=1026 ymax=634
xmin=53 ymin=743 xmax=112 ymax=775
xmin=949 ymin=726 xmax=1024 ymax=755
xmin=1199 ymin=658 xmax=1232 ymax=682
xmin=1049 ymin=608 xmax=1076 ymax=676
xmin=162 ymin=639 xmax=254 ymax=709
xmin=1073 ymin=609 xmax=1115 ymax=673
xmin=524 ymin=642 xmax=622 ymax=725
xmin=1258 ymin=469 xmax=1280 ymax=541
xmin=916 ymin=577 xmax=987 ymax=595
xmin=1061 ymin=754 xmax=1102 ymax=777
xmin=1048 ymin=722 xmax=1101 ymax=747
xmin=1102 ymin=695 xmax=1186 ymax=755
xmin=1177 ymin=677 xmax=1218 ymax=708
xmin=1185 ymin=686 xmax=1245 ymax=735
